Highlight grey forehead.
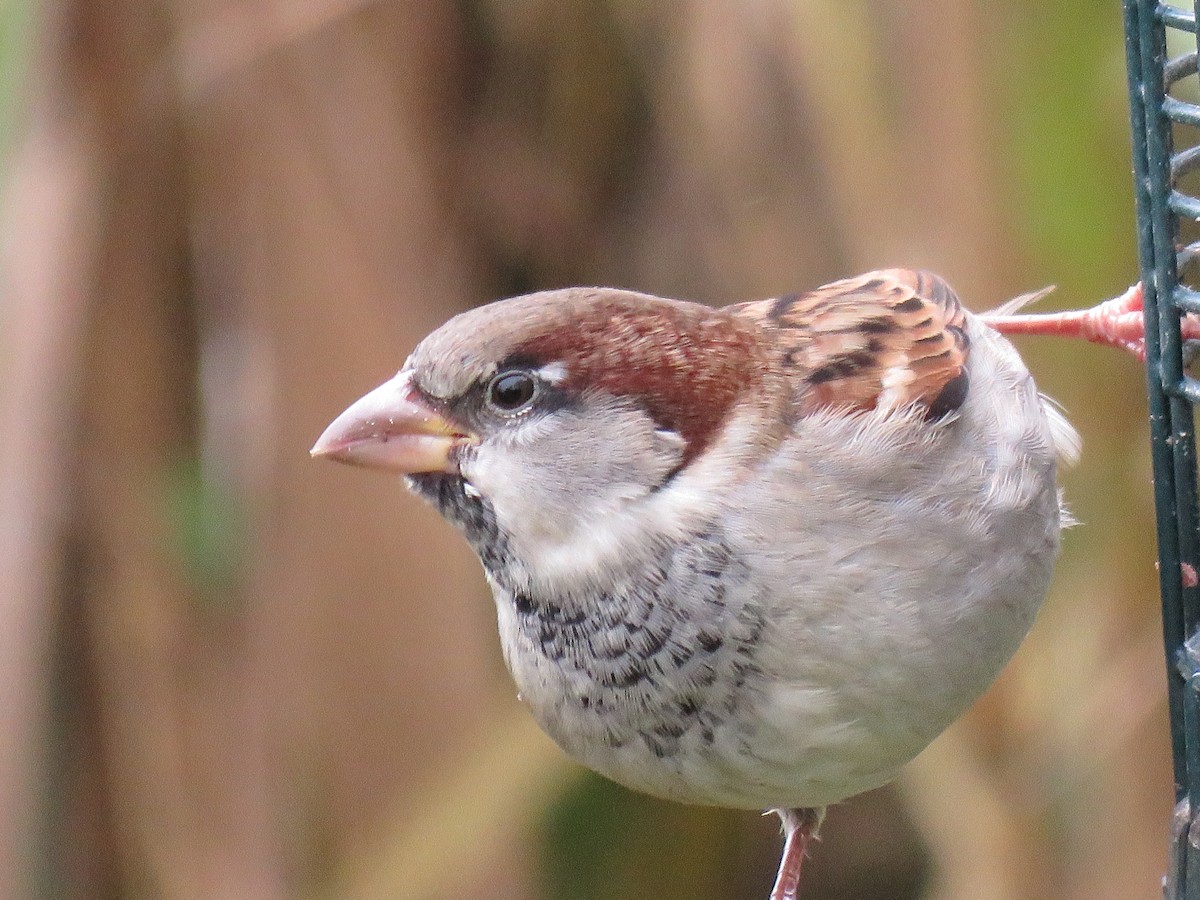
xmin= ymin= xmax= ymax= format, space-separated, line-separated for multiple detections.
xmin=405 ymin=330 xmax=495 ymax=400
xmin=403 ymin=292 xmax=560 ymax=399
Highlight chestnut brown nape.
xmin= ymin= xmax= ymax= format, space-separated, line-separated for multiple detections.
xmin=505 ymin=296 xmax=766 ymax=464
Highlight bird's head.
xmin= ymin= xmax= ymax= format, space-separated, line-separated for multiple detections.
xmin=311 ymin=288 xmax=777 ymax=593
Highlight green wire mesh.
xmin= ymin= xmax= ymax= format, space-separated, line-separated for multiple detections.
xmin=1123 ymin=2 xmax=1200 ymax=895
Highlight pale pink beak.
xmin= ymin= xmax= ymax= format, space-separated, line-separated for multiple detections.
xmin=310 ymin=371 xmax=470 ymax=474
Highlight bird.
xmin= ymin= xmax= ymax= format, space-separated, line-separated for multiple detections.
xmin=311 ymin=268 xmax=1095 ymax=899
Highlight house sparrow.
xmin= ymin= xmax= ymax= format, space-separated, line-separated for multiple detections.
xmin=312 ymin=269 xmax=1086 ymax=900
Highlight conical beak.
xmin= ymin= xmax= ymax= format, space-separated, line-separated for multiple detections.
xmin=310 ymin=371 xmax=468 ymax=474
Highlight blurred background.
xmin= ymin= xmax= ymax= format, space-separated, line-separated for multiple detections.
xmin=0 ymin=1 xmax=1174 ymax=898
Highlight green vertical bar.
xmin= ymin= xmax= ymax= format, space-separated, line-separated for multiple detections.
xmin=1125 ymin=0 xmax=1188 ymax=791
xmin=1124 ymin=1 xmax=1200 ymax=897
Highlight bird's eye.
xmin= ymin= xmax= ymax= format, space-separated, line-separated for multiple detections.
xmin=486 ymin=371 xmax=538 ymax=412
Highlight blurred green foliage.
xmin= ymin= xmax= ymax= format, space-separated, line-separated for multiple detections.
xmin=166 ymin=456 xmax=249 ymax=610
xmin=0 ymin=0 xmax=33 ymax=178
xmin=540 ymin=775 xmax=742 ymax=900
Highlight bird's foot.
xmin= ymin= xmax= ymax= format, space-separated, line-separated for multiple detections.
xmin=982 ymin=282 xmax=1152 ymax=360
xmin=983 ymin=281 xmax=1200 ymax=362
xmin=767 ymin=807 xmax=824 ymax=900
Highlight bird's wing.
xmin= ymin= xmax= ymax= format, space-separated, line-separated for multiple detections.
xmin=729 ymin=269 xmax=971 ymax=418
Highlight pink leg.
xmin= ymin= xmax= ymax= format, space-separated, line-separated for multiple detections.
xmin=768 ymin=807 xmax=824 ymax=900
xmin=982 ymin=281 xmax=1200 ymax=361
xmin=981 ymin=282 xmax=1150 ymax=360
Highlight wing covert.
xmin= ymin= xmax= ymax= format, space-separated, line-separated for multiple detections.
xmin=729 ymin=269 xmax=970 ymax=418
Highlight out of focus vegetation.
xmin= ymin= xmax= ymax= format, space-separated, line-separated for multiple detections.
xmin=0 ymin=2 xmax=1173 ymax=899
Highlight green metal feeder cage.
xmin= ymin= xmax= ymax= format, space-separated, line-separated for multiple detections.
xmin=1124 ymin=1 xmax=1200 ymax=895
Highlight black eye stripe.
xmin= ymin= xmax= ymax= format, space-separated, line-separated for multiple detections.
xmin=487 ymin=370 xmax=538 ymax=411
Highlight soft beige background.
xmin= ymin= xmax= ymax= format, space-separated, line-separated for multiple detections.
xmin=0 ymin=2 xmax=1172 ymax=898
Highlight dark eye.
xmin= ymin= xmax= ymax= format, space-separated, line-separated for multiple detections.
xmin=486 ymin=371 xmax=538 ymax=412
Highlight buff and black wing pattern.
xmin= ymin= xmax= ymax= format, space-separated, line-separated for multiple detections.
xmin=731 ymin=269 xmax=971 ymax=419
